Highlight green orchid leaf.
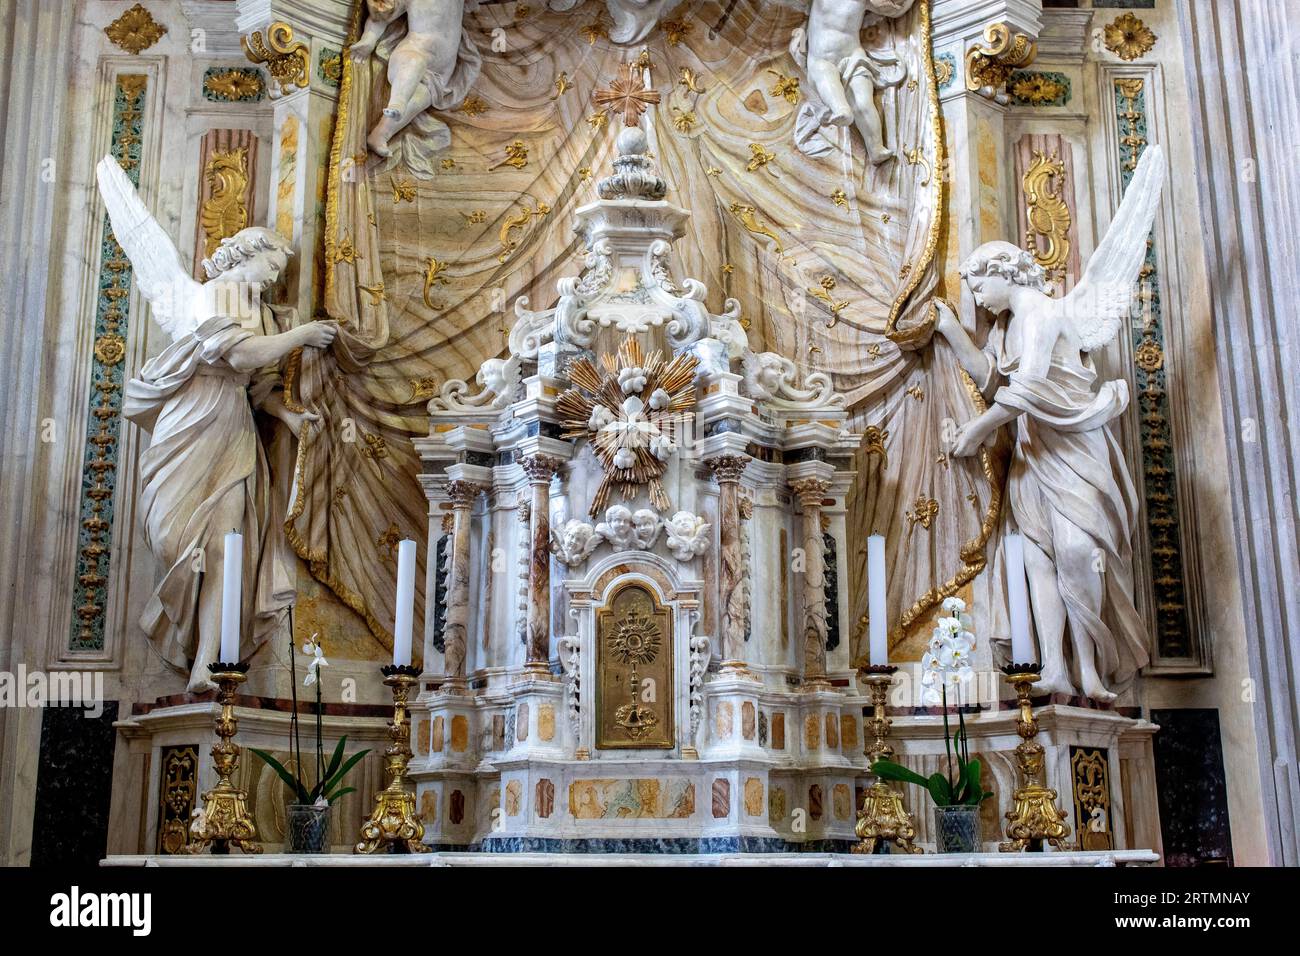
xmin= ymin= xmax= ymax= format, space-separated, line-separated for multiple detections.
xmin=927 ymin=772 xmax=954 ymax=807
xmin=322 ymin=748 xmax=371 ymax=800
xmin=251 ymin=748 xmax=310 ymax=804
xmin=962 ymin=757 xmax=985 ymax=806
xmin=324 ymin=735 xmax=347 ymax=783
xmin=869 ymin=759 xmax=932 ymax=789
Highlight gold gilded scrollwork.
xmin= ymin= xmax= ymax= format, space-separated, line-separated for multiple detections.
xmin=242 ymin=21 xmax=310 ymax=96
xmin=200 ymin=147 xmax=250 ymax=260
xmin=1023 ymin=149 xmax=1071 ymax=282
xmin=964 ymin=22 xmax=1038 ymax=97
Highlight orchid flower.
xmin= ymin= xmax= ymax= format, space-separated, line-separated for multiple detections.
xmin=302 ymin=633 xmax=328 ymax=687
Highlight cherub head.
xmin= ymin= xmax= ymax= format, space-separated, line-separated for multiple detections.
xmin=632 ymin=509 xmax=660 ymax=547
xmin=959 ymin=241 xmax=1046 ymax=314
xmin=743 ymin=351 xmax=787 ymax=401
xmin=604 ymin=506 xmax=633 ymax=539
xmin=202 ymin=226 xmax=292 ymax=291
xmin=561 ymin=519 xmax=596 ymax=556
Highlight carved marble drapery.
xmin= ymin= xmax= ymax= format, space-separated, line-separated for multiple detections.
xmin=707 ymin=455 xmax=749 ymax=670
xmin=300 ymin=1 xmax=975 ymax=668
xmin=791 ymin=478 xmax=832 ymax=685
xmin=441 ymin=479 xmax=484 ymax=686
xmin=519 ymin=454 xmax=564 ymax=676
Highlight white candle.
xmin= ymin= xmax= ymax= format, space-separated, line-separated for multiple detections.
xmin=393 ymin=538 xmax=417 ymax=667
xmin=867 ymin=534 xmax=887 ymax=666
xmin=1005 ymin=532 xmax=1036 ymax=664
xmin=220 ymin=530 xmax=242 ymax=664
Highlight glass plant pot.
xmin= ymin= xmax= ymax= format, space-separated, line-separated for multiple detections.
xmin=286 ymin=803 xmax=331 ymax=854
xmin=933 ymin=804 xmax=981 ymax=853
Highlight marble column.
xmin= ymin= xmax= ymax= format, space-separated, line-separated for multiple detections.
xmin=707 ymin=455 xmax=750 ymax=670
xmin=1179 ymin=0 xmax=1300 ymax=867
xmin=441 ymin=480 xmax=483 ymax=690
xmin=790 ymin=478 xmax=832 ymax=687
xmin=518 ymin=454 xmax=563 ymax=677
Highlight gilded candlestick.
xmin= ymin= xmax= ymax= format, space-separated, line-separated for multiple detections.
xmin=185 ymin=662 xmax=262 ymax=854
xmin=999 ymin=664 xmax=1071 ymax=852
xmin=356 ymin=665 xmax=430 ymax=854
xmin=853 ymin=665 xmax=922 ymax=855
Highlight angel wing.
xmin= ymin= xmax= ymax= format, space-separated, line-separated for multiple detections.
xmin=95 ymin=155 xmax=202 ymax=341
xmin=1061 ymin=144 xmax=1166 ymax=352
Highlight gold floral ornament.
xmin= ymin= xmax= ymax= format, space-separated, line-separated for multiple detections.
xmin=766 ymin=70 xmax=801 ymax=105
xmin=557 ymin=336 xmax=698 ymax=517
xmin=1104 ymin=13 xmax=1157 ymax=62
xmin=746 ymin=143 xmax=776 ymax=172
xmin=94 ymin=333 xmax=126 ymax=367
xmin=1010 ymin=72 xmax=1068 ymax=106
xmin=1134 ymin=338 xmax=1164 ymax=373
xmin=593 ymin=62 xmax=661 ymax=128
xmin=200 ymin=147 xmax=250 ymax=259
xmin=670 ymin=107 xmax=697 ymax=133
xmin=105 ymin=4 xmax=168 ymax=55
xmin=906 ymin=495 xmax=939 ymax=530
xmin=203 ymin=69 xmax=264 ymax=102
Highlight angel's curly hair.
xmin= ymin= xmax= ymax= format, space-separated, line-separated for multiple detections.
xmin=959 ymin=241 xmax=1047 ymax=291
xmin=201 ymin=226 xmax=292 ymax=279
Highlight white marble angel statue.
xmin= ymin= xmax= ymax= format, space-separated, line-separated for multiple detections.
xmin=937 ymin=145 xmax=1167 ymax=702
xmin=786 ymin=0 xmax=915 ymax=162
xmin=351 ymin=0 xmax=482 ymax=166
xmin=96 ymin=156 xmax=339 ymax=692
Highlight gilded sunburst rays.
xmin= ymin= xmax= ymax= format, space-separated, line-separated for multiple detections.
xmin=557 ymin=336 xmax=698 ymax=517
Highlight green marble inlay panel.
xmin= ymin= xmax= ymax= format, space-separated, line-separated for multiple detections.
xmin=1113 ymin=76 xmax=1191 ymax=660
xmin=318 ymin=47 xmax=342 ymax=89
xmin=68 ymin=74 xmax=148 ymax=653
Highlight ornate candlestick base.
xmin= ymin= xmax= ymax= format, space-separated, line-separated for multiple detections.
xmin=853 ymin=666 xmax=922 ymax=855
xmin=185 ymin=662 xmax=262 ymax=855
xmin=357 ymin=665 xmax=430 ymax=854
xmin=999 ymin=664 xmax=1071 ymax=852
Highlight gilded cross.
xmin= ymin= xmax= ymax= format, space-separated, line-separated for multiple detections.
xmin=593 ymin=61 xmax=660 ymax=128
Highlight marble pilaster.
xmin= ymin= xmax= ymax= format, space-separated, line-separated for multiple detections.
xmin=518 ymin=453 xmax=564 ymax=678
xmin=441 ymin=479 xmax=485 ymax=691
xmin=789 ymin=478 xmax=832 ymax=687
xmin=706 ymin=454 xmax=751 ymax=673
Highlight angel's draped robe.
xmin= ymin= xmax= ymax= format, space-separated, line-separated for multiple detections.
xmin=981 ymin=318 xmax=1150 ymax=691
xmin=122 ymin=312 xmax=295 ymax=674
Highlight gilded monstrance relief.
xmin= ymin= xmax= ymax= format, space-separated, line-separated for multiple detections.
xmin=293 ymin=0 xmax=993 ymax=664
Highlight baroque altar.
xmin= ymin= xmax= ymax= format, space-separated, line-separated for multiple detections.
xmin=411 ymin=124 xmax=870 ymax=849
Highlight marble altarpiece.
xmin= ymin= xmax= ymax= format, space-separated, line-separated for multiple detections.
xmin=12 ymin=0 xmax=1277 ymax=862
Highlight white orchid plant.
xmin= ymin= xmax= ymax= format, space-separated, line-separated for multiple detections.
xmin=870 ymin=597 xmax=992 ymax=808
xmin=252 ymin=633 xmax=369 ymax=808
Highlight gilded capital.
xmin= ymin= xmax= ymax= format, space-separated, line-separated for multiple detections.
xmin=518 ymin=453 xmax=564 ymax=483
xmin=446 ymin=480 xmax=485 ymax=508
xmin=705 ymin=454 xmax=749 ymax=484
xmin=789 ymin=477 xmax=831 ymax=509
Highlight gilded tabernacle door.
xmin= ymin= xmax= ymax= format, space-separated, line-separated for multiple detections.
xmin=596 ymin=582 xmax=674 ymax=750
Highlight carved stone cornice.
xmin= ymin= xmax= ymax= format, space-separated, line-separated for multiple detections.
xmin=518 ymin=454 xmax=565 ymax=484
xmin=706 ymin=455 xmax=749 ymax=485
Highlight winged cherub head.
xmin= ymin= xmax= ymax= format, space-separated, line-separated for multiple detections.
xmin=960 ymin=241 xmax=1047 ymax=315
xmin=201 ymin=226 xmax=293 ymax=291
